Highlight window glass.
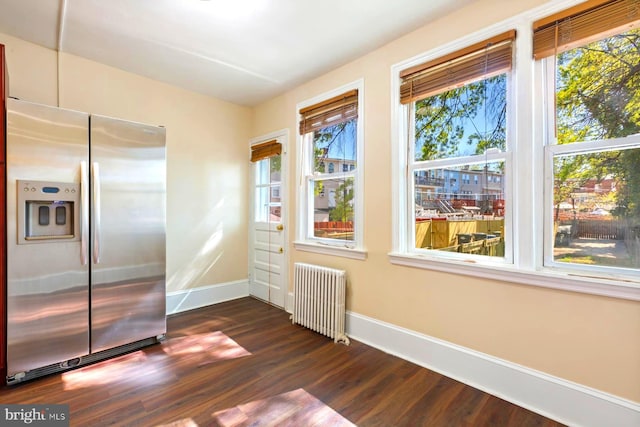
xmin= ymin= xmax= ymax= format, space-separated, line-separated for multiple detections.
xmin=556 ymin=30 xmax=639 ymax=144
xmin=309 ymin=120 xmax=357 ymax=242
xmin=312 ymin=178 xmax=354 ymax=241
xmin=552 ymin=148 xmax=639 ymax=269
xmin=414 ymin=75 xmax=506 ymax=161
xmin=412 ymin=74 xmax=508 ymax=259
xmin=415 ymin=162 xmax=505 ymax=257
xmin=313 ymin=122 xmax=357 ymax=169
xmin=549 ymin=29 xmax=640 ymax=272
xmin=391 ymin=7 xmax=640 ymax=297
xmin=255 ymin=155 xmax=282 ymax=223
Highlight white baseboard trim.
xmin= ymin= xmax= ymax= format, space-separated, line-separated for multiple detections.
xmin=286 ymin=292 xmax=294 ymax=314
xmin=166 ymin=280 xmax=249 ymax=315
xmin=346 ymin=311 xmax=640 ymax=427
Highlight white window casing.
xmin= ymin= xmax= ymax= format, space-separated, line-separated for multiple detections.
xmin=389 ymin=5 xmax=640 ymax=301
xmin=295 ymin=79 xmax=367 ymax=260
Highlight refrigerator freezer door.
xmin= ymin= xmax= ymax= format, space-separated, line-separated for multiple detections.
xmin=89 ymin=115 xmax=166 ymax=353
xmin=6 ymin=99 xmax=90 ymax=377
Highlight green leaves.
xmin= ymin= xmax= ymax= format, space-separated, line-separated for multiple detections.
xmin=329 ymin=178 xmax=354 ymax=222
xmin=414 ymin=75 xmax=506 ymax=161
xmin=555 ymin=29 xmax=640 ymax=218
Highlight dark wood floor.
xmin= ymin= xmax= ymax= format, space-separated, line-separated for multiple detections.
xmin=0 ymin=297 xmax=565 ymax=426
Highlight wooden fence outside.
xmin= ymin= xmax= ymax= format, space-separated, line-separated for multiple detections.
xmin=569 ymin=220 xmax=625 ymax=240
xmin=314 ymin=221 xmax=354 ymax=239
xmin=625 ymin=226 xmax=640 ymax=266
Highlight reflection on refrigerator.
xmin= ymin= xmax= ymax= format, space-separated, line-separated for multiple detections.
xmin=5 ymin=98 xmax=166 ymax=384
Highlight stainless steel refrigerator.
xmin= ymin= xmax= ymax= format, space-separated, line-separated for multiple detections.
xmin=5 ymin=98 xmax=166 ymax=384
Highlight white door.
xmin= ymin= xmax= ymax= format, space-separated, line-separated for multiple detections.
xmin=249 ymin=133 xmax=287 ymax=308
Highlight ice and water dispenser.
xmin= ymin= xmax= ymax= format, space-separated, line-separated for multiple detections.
xmin=17 ymin=180 xmax=80 ymax=243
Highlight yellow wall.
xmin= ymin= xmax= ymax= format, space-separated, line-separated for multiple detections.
xmin=1 ymin=0 xmax=639 ymax=405
xmin=251 ymin=0 xmax=640 ymax=402
xmin=0 ymin=32 xmax=252 ymax=292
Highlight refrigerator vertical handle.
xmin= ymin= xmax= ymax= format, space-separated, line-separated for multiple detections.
xmin=92 ymin=161 xmax=102 ymax=264
xmin=80 ymin=161 xmax=89 ymax=265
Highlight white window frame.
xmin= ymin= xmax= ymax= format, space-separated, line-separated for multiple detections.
xmin=295 ymin=79 xmax=367 ymax=260
xmin=541 ymin=45 xmax=640 ymax=280
xmin=409 ymin=149 xmax=513 ymax=265
xmin=250 ymin=130 xmax=288 ymax=226
xmin=389 ymin=5 xmax=640 ymax=301
xmin=392 ymin=28 xmax=515 ymax=268
xmin=254 ymin=159 xmax=281 ymax=223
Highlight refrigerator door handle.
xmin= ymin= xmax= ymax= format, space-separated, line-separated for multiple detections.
xmin=92 ymin=161 xmax=102 ymax=264
xmin=80 ymin=161 xmax=89 ymax=265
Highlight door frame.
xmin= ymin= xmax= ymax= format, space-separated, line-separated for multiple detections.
xmin=248 ymin=129 xmax=289 ymax=310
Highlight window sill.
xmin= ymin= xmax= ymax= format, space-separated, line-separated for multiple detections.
xmin=294 ymin=241 xmax=368 ymax=260
xmin=388 ymin=252 xmax=640 ymax=301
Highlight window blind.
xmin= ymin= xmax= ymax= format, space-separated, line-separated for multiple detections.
xmin=299 ymin=90 xmax=358 ymax=135
xmin=250 ymin=139 xmax=281 ymax=162
xmin=533 ymin=0 xmax=640 ymax=59
xmin=399 ymin=30 xmax=516 ymax=105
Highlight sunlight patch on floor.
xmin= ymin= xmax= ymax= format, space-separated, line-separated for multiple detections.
xmin=60 ymin=332 xmax=249 ymax=391
xmin=211 ymin=388 xmax=355 ymax=426
xmin=162 ymin=331 xmax=251 ymax=365
xmin=61 ymin=351 xmax=170 ymax=391
xmin=154 ymin=418 xmax=199 ymax=427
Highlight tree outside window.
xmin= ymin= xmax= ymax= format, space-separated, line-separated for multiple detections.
xmin=311 ymin=121 xmax=357 ymax=241
xmin=412 ymin=73 xmax=508 ymax=257
xmin=549 ymin=29 xmax=640 ymax=271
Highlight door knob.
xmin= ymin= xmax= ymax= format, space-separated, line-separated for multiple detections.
xmin=279 ymin=247 xmax=284 ymax=253
xmin=276 ymin=224 xmax=284 ymax=231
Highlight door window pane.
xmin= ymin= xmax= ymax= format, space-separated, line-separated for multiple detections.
xmin=255 ymin=155 xmax=282 ymax=223
xmin=270 ymin=185 xmax=281 ymax=222
xmin=255 ymin=186 xmax=269 ymax=223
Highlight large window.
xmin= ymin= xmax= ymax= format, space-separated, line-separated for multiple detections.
xmin=537 ymin=1 xmax=640 ymax=275
xmin=391 ymin=0 xmax=640 ymax=299
xmin=296 ymin=82 xmax=365 ymax=259
xmin=401 ymin=31 xmax=514 ymax=260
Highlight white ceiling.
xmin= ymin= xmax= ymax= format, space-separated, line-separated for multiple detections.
xmin=0 ymin=0 xmax=474 ymax=106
